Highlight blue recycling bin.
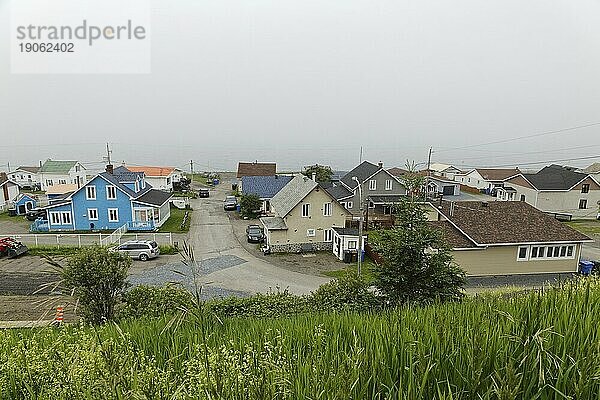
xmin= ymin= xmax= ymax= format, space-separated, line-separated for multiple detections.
xmin=361 ymin=249 xmax=365 ymax=262
xmin=236 ymin=204 xmax=241 ymax=212
xmin=213 ymin=179 xmax=220 ymax=185
xmin=579 ymin=260 xmax=594 ymax=275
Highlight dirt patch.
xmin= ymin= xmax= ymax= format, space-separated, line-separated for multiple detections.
xmin=0 ymin=295 xmax=79 ymax=322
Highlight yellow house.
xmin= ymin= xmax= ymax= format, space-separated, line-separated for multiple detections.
xmin=429 ymin=200 xmax=592 ymax=276
xmin=261 ymin=175 xmax=351 ymax=253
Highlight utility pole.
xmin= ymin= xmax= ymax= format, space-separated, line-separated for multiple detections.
xmin=427 ymin=147 xmax=432 ymax=177
xmin=352 ymin=176 xmax=363 ymax=276
xmin=105 ymin=143 xmax=112 ymax=165
xmin=359 ymin=146 xmax=363 ymax=164
xmin=190 ymin=160 xmax=194 ymax=176
xmin=7 ymin=162 xmax=10 ymax=172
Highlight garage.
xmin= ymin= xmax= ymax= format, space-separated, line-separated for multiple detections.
xmin=443 ymin=185 xmax=455 ymax=195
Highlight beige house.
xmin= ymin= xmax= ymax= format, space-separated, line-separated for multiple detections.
xmin=261 ymin=175 xmax=351 ymax=253
xmin=429 ymin=200 xmax=591 ymax=276
xmin=498 ymin=165 xmax=600 ymax=219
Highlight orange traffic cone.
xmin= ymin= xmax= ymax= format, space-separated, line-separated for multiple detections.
xmin=54 ymin=306 xmax=64 ymax=325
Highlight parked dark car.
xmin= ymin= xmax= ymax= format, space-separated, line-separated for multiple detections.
xmin=224 ymin=195 xmax=238 ymax=211
xmin=26 ymin=208 xmax=47 ymax=221
xmin=246 ymin=225 xmax=264 ymax=243
xmin=198 ymin=188 xmax=210 ymax=198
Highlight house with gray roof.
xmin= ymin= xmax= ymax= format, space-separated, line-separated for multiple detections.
xmin=326 ymin=161 xmax=406 ymax=225
xmin=32 ymin=165 xmax=172 ymax=232
xmin=39 ymin=159 xmax=87 ymax=191
xmin=498 ymin=164 xmax=600 ymax=219
xmin=260 ymin=175 xmax=351 ymax=253
xmin=241 ymin=175 xmax=293 ymax=212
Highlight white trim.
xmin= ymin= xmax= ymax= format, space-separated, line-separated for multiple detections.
xmin=368 ymin=179 xmax=377 ymax=190
xmin=307 ymin=228 xmax=316 ymax=237
xmin=85 ymin=185 xmax=96 ymax=200
xmin=323 ymin=202 xmax=332 ymax=216
xmin=106 ymin=185 xmax=117 ymax=200
xmin=108 ymin=208 xmax=119 ymax=222
xmin=301 ymin=203 xmax=310 ymax=218
xmin=87 ymin=208 xmax=98 ymax=220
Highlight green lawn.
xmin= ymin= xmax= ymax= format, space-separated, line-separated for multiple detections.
xmin=566 ymin=219 xmax=600 ymax=235
xmin=323 ymin=258 xmax=377 ymax=282
xmin=0 ymin=212 xmax=31 ymax=229
xmin=157 ymin=207 xmax=192 ymax=233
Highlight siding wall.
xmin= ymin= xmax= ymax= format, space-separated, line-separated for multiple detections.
xmin=71 ymin=177 xmax=132 ymax=230
xmin=267 ymin=187 xmax=349 ymax=251
xmin=452 ymin=244 xmax=581 ymax=276
xmin=345 ymin=170 xmax=406 ymax=215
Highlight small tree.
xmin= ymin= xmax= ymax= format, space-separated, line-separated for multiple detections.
xmin=61 ymin=246 xmax=131 ymax=324
xmin=302 ymin=164 xmax=333 ymax=183
xmin=239 ymin=193 xmax=262 ymax=218
xmin=371 ymin=168 xmax=466 ymax=305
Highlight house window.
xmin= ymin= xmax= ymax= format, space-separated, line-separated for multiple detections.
xmin=525 ymin=245 xmax=576 ymax=260
xmin=301 ymin=203 xmax=310 ymax=217
xmin=86 ymin=186 xmax=96 ymax=200
xmin=567 ymin=246 xmax=574 ymax=257
xmin=531 ymin=247 xmax=538 ymax=258
xmin=324 ymin=229 xmax=333 ymax=242
xmin=369 ymin=180 xmax=376 ymax=190
xmin=368 ymin=201 xmax=375 ymax=209
xmin=346 ymin=201 xmax=353 ymax=209
xmin=106 ymin=186 xmax=117 ymax=200
xmin=517 ymin=246 xmax=528 ymax=260
xmin=46 ymin=179 xmax=53 ymax=186
xmin=581 ymin=184 xmax=590 ymax=194
xmin=348 ymin=240 xmax=357 ymax=250
xmin=167 ymin=177 xmax=171 ymax=185
xmin=50 ymin=212 xmax=61 ymax=225
xmin=60 ymin=212 xmax=72 ymax=225
xmin=579 ymin=199 xmax=587 ymax=209
xmin=135 ymin=181 xmax=139 ymax=192
xmin=323 ymin=202 xmax=332 ymax=217
xmin=58 ymin=179 xmax=67 ymax=185
xmin=520 ymin=194 xmax=525 ymax=202
xmin=108 ymin=208 xmax=119 ymax=222
xmin=75 ymin=165 xmax=80 ymax=172
xmin=385 ymin=180 xmax=393 ymax=191
xmin=307 ymin=229 xmax=316 ymax=237
xmin=87 ymin=209 xmax=98 ymax=220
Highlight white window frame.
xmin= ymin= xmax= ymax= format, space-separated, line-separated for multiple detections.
xmin=106 ymin=185 xmax=117 ymax=200
xmin=60 ymin=211 xmax=72 ymax=225
xmin=87 ymin=208 xmax=98 ymax=221
xmin=108 ymin=208 xmax=119 ymax=222
xmin=579 ymin=199 xmax=587 ymax=209
xmin=385 ymin=179 xmax=393 ymax=191
xmin=323 ymin=202 xmax=332 ymax=217
xmin=58 ymin=179 xmax=67 ymax=185
xmin=46 ymin=179 xmax=53 ymax=186
xmin=517 ymin=246 xmax=528 ymax=261
xmin=522 ymin=245 xmax=576 ymax=261
xmin=368 ymin=179 xmax=376 ymax=190
xmin=49 ymin=211 xmax=61 ymax=225
xmin=86 ymin=186 xmax=96 ymax=200
xmin=346 ymin=201 xmax=353 ymax=209
xmin=301 ymin=203 xmax=310 ymax=218
xmin=324 ymin=229 xmax=333 ymax=242
xmin=307 ymin=228 xmax=316 ymax=237
xmin=348 ymin=240 xmax=357 ymax=250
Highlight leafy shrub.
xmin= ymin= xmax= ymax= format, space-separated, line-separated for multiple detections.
xmin=119 ymin=284 xmax=194 ymax=320
xmin=310 ymin=272 xmax=381 ymax=312
xmin=61 ymin=246 xmax=131 ymax=324
xmin=207 ymin=290 xmax=310 ymax=319
xmin=239 ymin=193 xmax=262 ymax=218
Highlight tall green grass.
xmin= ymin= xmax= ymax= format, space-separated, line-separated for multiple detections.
xmin=1 ymin=279 xmax=600 ymax=399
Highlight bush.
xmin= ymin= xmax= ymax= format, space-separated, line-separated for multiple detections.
xmin=206 ymin=290 xmax=310 ymax=318
xmin=310 ymin=272 xmax=381 ymax=312
xmin=119 ymin=285 xmax=194 ymax=320
xmin=61 ymin=246 xmax=131 ymax=324
xmin=239 ymin=193 xmax=262 ymax=218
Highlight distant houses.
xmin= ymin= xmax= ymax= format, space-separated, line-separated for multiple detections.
xmin=39 ymin=160 xmax=87 ymax=191
xmin=7 ymin=166 xmax=41 ymax=190
xmin=498 ymin=165 xmax=600 ymax=219
xmin=454 ymin=168 xmax=521 ymax=192
xmin=118 ymin=166 xmax=180 ymax=192
xmin=0 ymin=173 xmax=19 ymax=212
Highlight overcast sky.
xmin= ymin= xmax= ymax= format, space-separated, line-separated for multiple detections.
xmin=1 ymin=0 xmax=600 ymax=172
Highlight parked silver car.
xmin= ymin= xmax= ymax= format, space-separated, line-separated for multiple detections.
xmin=224 ymin=195 xmax=238 ymax=211
xmin=113 ymin=240 xmax=160 ymax=261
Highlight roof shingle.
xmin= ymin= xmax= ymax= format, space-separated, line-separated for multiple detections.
xmin=237 ymin=162 xmax=277 ymax=178
xmin=241 ymin=175 xmax=293 ymax=199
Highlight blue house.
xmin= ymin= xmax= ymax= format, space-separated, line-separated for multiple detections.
xmin=241 ymin=175 xmax=293 ymax=212
xmin=34 ymin=165 xmax=172 ymax=232
xmin=15 ymin=194 xmax=36 ymax=215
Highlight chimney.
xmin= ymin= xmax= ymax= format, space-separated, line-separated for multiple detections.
xmin=378 ymin=161 xmax=383 ymax=168
xmin=312 ymin=172 xmax=317 ymax=181
xmin=106 ymin=164 xmax=114 ymax=175
xmin=0 ymin=172 xmax=7 ymax=181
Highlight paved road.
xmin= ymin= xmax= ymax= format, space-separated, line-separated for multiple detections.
xmin=182 ymin=184 xmax=330 ymax=295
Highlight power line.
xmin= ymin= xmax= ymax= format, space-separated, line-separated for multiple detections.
xmin=439 ymin=144 xmax=600 ymax=163
xmin=436 ymin=122 xmax=600 ymax=153
xmin=456 ymin=154 xmax=600 ymax=169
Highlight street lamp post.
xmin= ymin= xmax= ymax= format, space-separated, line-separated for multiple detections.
xmin=352 ymin=176 xmax=363 ymax=276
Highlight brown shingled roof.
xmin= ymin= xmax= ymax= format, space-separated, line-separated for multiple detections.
xmin=435 ymin=200 xmax=591 ymax=245
xmin=475 ymin=168 xmax=520 ymax=181
xmin=428 ymin=221 xmax=477 ymax=248
xmin=237 ymin=162 xmax=277 ymax=178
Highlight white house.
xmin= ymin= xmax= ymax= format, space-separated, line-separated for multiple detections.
xmin=454 ymin=168 xmax=521 ymax=192
xmin=426 ymin=163 xmax=462 ymax=180
xmin=123 ymin=166 xmax=178 ymax=191
xmin=39 ymin=160 xmax=87 ymax=191
xmin=7 ymin=166 xmax=41 ymax=189
xmin=0 ymin=173 xmax=20 ymax=211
